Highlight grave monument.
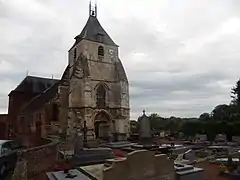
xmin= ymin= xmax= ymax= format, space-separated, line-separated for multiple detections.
xmin=72 ymin=121 xmax=115 ymax=166
xmin=78 ymin=150 xmax=175 ymax=180
xmin=138 ymin=110 xmax=152 ymax=143
xmin=131 ymin=110 xmax=159 ymax=150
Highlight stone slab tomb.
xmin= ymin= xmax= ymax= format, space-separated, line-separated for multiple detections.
xmin=103 ymin=150 xmax=175 ymax=180
xmin=72 ymin=132 xmax=115 ymax=166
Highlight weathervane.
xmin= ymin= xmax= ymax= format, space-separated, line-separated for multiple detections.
xmin=89 ymin=0 xmax=97 ymax=17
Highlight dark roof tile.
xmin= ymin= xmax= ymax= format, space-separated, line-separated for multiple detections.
xmin=20 ymin=82 xmax=59 ymax=114
xmin=115 ymin=59 xmax=128 ymax=82
xmin=13 ymin=76 xmax=59 ymax=94
xmin=74 ymin=16 xmax=117 ymax=47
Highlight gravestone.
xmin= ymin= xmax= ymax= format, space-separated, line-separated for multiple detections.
xmin=215 ymin=134 xmax=227 ymax=142
xmin=72 ymin=127 xmax=114 ymax=166
xmin=196 ymin=134 xmax=207 ymax=141
xmin=131 ymin=110 xmax=159 ymax=150
xmin=103 ymin=150 xmax=175 ymax=180
xmin=138 ymin=110 xmax=152 ymax=144
xmin=183 ymin=149 xmax=196 ymax=162
xmin=101 ymin=141 xmax=132 ymax=149
xmin=72 ymin=147 xmax=114 ymax=166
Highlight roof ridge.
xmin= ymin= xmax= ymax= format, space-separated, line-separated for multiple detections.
xmin=26 ymin=75 xmax=60 ymax=81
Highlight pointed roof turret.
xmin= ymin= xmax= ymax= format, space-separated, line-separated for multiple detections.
xmin=73 ymin=2 xmax=118 ymax=47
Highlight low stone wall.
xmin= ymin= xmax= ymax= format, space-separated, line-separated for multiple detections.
xmin=13 ymin=138 xmax=59 ymax=180
xmin=12 ymin=160 xmax=27 ymax=180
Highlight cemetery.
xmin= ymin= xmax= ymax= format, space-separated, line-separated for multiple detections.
xmin=44 ymin=111 xmax=205 ymax=180
xmin=45 ymin=110 xmax=240 ymax=180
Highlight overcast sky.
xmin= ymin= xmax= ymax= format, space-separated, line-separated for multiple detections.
xmin=0 ymin=0 xmax=240 ymax=119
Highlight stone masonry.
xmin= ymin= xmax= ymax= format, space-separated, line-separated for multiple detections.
xmin=58 ymin=4 xmax=130 ymax=142
xmin=8 ymin=3 xmax=130 ymax=146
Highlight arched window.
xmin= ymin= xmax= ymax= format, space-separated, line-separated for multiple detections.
xmin=98 ymin=46 xmax=104 ymax=60
xmin=96 ymin=84 xmax=106 ymax=108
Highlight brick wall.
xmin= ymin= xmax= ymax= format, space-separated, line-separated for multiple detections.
xmin=0 ymin=114 xmax=7 ymax=139
xmin=14 ymin=138 xmax=59 ymax=180
xmin=8 ymin=91 xmax=37 ymax=138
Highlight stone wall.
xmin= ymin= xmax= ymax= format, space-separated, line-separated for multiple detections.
xmin=12 ymin=160 xmax=27 ymax=180
xmin=13 ymin=138 xmax=59 ymax=180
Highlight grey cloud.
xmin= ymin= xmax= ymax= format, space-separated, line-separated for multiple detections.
xmin=129 ymin=70 xmax=233 ymax=118
xmin=131 ymin=70 xmax=231 ymax=92
xmin=0 ymin=96 xmax=8 ymax=113
xmin=0 ymin=0 xmax=240 ymax=119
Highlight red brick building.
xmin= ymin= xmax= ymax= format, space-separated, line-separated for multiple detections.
xmin=0 ymin=114 xmax=7 ymax=139
xmin=7 ymin=76 xmax=59 ymax=146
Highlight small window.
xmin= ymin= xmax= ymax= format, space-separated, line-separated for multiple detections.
xmin=97 ymin=34 xmax=103 ymax=42
xmin=74 ymin=48 xmax=77 ymax=59
xmin=98 ymin=46 xmax=104 ymax=58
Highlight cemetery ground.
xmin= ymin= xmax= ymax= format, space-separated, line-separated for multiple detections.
xmin=35 ymin=154 xmax=227 ymax=180
xmin=156 ymin=138 xmax=235 ymax=180
xmin=197 ymin=162 xmax=228 ymax=180
xmin=10 ymin=136 xmax=239 ymax=180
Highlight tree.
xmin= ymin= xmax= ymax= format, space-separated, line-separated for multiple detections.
xmin=182 ymin=121 xmax=202 ymax=137
xmin=130 ymin=120 xmax=138 ymax=134
xmin=199 ymin=113 xmax=211 ymax=121
xmin=148 ymin=113 xmax=165 ymax=131
xmin=203 ymin=121 xmax=217 ymax=141
xmin=212 ymin=104 xmax=230 ymax=121
xmin=231 ymin=78 xmax=240 ymax=105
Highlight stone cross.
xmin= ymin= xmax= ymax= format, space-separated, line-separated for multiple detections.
xmin=74 ymin=128 xmax=84 ymax=154
xmin=81 ymin=121 xmax=88 ymax=147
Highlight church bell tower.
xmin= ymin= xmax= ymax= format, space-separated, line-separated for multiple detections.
xmin=67 ymin=2 xmax=130 ymax=141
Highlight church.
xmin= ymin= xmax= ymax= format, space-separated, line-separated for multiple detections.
xmin=7 ymin=3 xmax=130 ymax=146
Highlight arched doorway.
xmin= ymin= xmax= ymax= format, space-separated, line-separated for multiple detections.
xmin=94 ymin=111 xmax=111 ymax=141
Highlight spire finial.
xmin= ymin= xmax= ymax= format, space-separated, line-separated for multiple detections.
xmin=89 ymin=0 xmax=97 ymax=17
xmin=95 ymin=0 xmax=97 ymax=17
xmin=89 ymin=1 xmax=91 ymax=16
xmin=143 ymin=109 xmax=146 ymax=115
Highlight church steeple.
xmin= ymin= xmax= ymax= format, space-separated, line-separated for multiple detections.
xmin=89 ymin=1 xmax=97 ymax=17
xmin=72 ymin=1 xmax=118 ymax=47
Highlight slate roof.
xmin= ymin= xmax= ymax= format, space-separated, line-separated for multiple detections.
xmin=12 ymin=76 xmax=59 ymax=94
xmin=74 ymin=15 xmax=117 ymax=47
xmin=60 ymin=65 xmax=70 ymax=86
xmin=115 ymin=59 xmax=128 ymax=82
xmin=20 ymin=82 xmax=59 ymax=114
